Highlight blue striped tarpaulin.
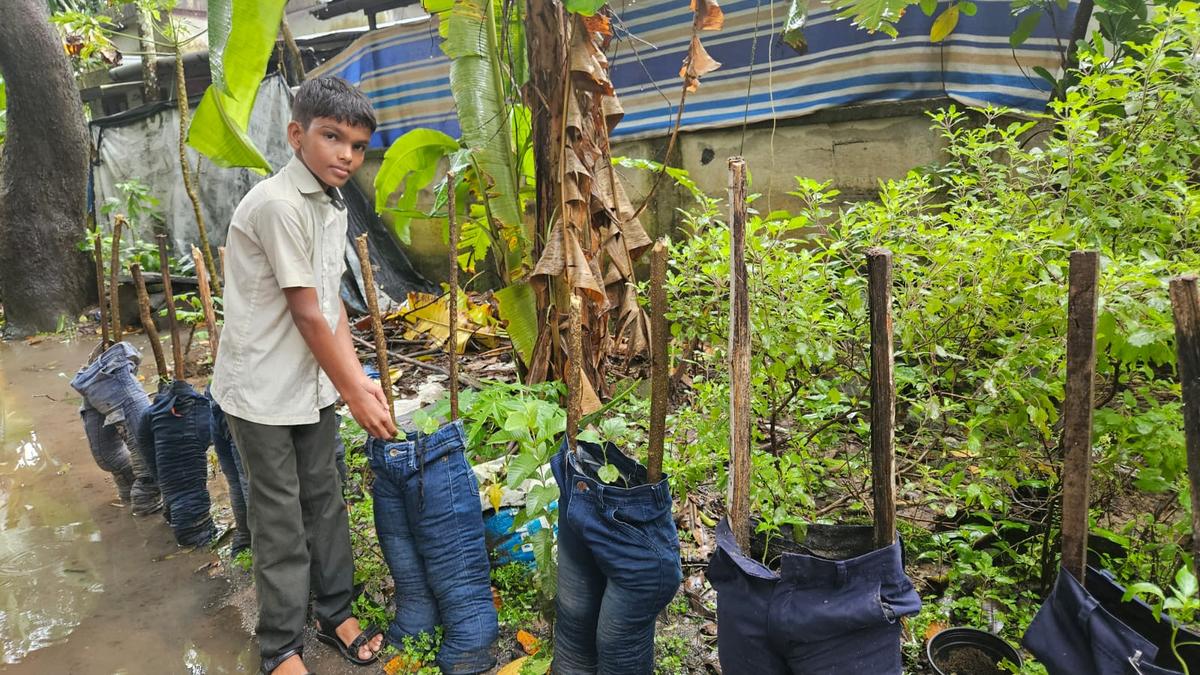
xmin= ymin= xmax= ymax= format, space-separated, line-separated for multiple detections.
xmin=309 ymin=0 xmax=1077 ymax=149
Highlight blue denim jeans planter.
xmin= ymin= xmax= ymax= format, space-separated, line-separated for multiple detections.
xmin=79 ymin=401 xmax=134 ymax=502
xmin=706 ymin=517 xmax=921 ymax=675
xmin=149 ymin=380 xmax=216 ymax=547
xmin=206 ymin=388 xmax=251 ymax=554
xmin=550 ymin=439 xmax=683 ymax=675
xmin=70 ymin=341 xmax=162 ymax=515
xmin=1023 ymin=566 xmax=1200 ymax=674
xmin=366 ymin=420 xmax=498 ymax=674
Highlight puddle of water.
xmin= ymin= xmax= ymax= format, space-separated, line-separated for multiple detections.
xmin=0 ymin=378 xmax=104 ymax=665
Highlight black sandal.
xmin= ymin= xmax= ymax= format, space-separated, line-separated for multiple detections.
xmin=259 ymin=646 xmax=314 ymax=675
xmin=315 ymin=622 xmax=383 ymax=666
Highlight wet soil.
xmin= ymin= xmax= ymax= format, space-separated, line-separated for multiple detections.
xmin=935 ymin=646 xmax=1004 ymax=675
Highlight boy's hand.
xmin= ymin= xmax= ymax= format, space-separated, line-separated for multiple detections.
xmin=347 ymin=376 xmax=397 ymax=439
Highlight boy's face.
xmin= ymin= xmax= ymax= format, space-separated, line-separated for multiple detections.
xmin=287 ymin=116 xmax=372 ymax=189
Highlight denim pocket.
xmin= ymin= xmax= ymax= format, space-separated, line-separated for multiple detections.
xmin=770 ymin=581 xmax=893 ymax=644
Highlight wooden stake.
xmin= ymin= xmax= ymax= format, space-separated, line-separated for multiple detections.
xmin=191 ymin=245 xmax=220 ymax=360
xmin=567 ymin=294 xmax=582 ymax=455
xmin=356 ymin=234 xmax=395 ymax=422
xmin=647 ymin=237 xmax=669 ymax=485
xmin=1170 ymin=274 xmax=1200 ymax=582
xmin=130 ymin=262 xmax=169 ymax=384
xmin=447 ymin=171 xmax=460 ymax=422
xmin=94 ymin=229 xmax=109 ymax=348
xmin=727 ymin=157 xmax=752 ymax=553
xmin=867 ymin=247 xmax=897 ymax=550
xmin=1061 ymin=250 xmax=1100 ymax=584
xmin=157 ymin=234 xmax=185 ymax=380
xmin=109 ymin=216 xmax=125 ymax=342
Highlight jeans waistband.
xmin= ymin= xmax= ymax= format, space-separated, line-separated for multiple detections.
xmin=558 ymin=438 xmax=672 ymax=510
xmin=716 ymin=517 xmax=908 ymax=586
xmin=367 ymin=419 xmax=467 ymax=470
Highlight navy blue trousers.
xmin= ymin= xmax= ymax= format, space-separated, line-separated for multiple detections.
xmin=206 ymin=388 xmax=251 ymax=554
xmin=707 ymin=517 xmax=921 ymax=674
xmin=551 ymin=439 xmax=682 ymax=675
xmin=1024 ymin=566 xmax=1200 ymax=674
xmin=367 ymin=420 xmax=498 ymax=674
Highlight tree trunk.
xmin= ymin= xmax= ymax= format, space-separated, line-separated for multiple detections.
xmin=0 ymin=0 xmax=92 ymax=335
xmin=139 ymin=7 xmax=159 ymax=103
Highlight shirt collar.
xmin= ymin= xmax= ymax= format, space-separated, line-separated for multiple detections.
xmin=283 ymin=154 xmax=331 ymax=201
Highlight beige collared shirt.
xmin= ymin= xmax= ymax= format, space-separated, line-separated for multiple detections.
xmin=211 ymin=154 xmax=347 ymax=426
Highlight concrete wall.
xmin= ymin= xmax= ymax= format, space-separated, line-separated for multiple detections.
xmin=356 ymin=99 xmax=951 ymax=285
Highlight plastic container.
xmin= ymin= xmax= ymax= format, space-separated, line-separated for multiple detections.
xmin=927 ymin=626 xmax=1023 ymax=674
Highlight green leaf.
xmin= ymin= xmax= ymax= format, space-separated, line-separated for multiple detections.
xmin=188 ymin=0 xmax=288 ymax=173
xmin=930 ymin=4 xmax=960 ymax=42
xmin=374 ymin=128 xmax=460 ymax=243
xmin=958 ymin=1 xmax=976 ymax=15
xmin=1010 ymin=10 xmax=1042 ymax=48
xmin=919 ymin=0 xmax=937 ymax=15
xmin=495 ymin=281 xmax=539 ymax=365
xmin=782 ymin=0 xmax=809 ymax=53
xmin=597 ymin=464 xmax=619 ymax=484
xmin=564 ymin=0 xmax=606 ymax=15
xmin=824 ymin=0 xmax=908 ymax=36
xmin=505 ymin=451 xmax=542 ymax=488
xmin=442 ymin=0 xmax=523 ymax=231
xmin=1177 ymin=566 xmax=1198 ymax=599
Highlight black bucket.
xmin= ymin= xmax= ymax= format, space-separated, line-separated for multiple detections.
xmin=928 ymin=627 xmax=1023 ymax=674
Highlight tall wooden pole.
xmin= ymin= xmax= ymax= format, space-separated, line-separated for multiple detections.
xmin=867 ymin=248 xmax=897 ymax=549
xmin=157 ymin=234 xmax=185 ymax=380
xmin=1060 ymin=250 xmax=1100 ymax=584
xmin=447 ymin=171 xmax=460 ymax=421
xmin=647 ymin=238 xmax=669 ymax=485
xmin=173 ymin=35 xmax=220 ymax=297
xmin=727 ymin=157 xmax=752 ymax=553
xmin=356 ymin=234 xmax=395 ymax=421
xmin=130 ymin=262 xmax=169 ymax=384
xmin=1170 ymin=274 xmax=1200 ymax=582
xmin=191 ymin=245 xmax=220 ymax=360
xmin=95 ymin=229 xmax=109 ymax=348
xmin=108 ymin=216 xmax=125 ymax=342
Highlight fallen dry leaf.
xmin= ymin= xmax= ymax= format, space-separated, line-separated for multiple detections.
xmin=496 ymin=657 xmax=530 ymax=675
xmin=383 ymin=654 xmax=423 ymax=674
xmin=924 ymin=621 xmax=949 ymax=642
xmin=516 ymin=629 xmax=541 ymax=655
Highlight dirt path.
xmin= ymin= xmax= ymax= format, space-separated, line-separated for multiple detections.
xmin=0 ymin=334 xmax=387 ymax=674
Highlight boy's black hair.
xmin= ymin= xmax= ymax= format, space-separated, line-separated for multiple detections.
xmin=292 ymin=76 xmax=377 ymax=133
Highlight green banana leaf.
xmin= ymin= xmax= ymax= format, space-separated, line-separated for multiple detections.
xmin=188 ymin=0 xmax=287 ymax=174
xmin=374 ymin=128 xmax=461 ymax=243
xmin=441 ymin=0 xmax=523 ymax=231
xmin=495 ymin=281 xmax=538 ymax=364
xmin=0 ymin=78 xmax=7 ymax=146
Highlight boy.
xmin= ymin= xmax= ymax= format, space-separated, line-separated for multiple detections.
xmin=212 ymin=76 xmax=397 ymax=675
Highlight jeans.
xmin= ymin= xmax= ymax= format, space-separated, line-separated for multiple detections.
xmin=70 ymin=341 xmax=161 ymax=515
xmin=148 ymin=380 xmax=215 ymax=547
xmin=367 ymin=420 xmax=498 ymax=674
xmin=1023 ymin=566 xmax=1200 ymax=674
xmin=207 ymin=388 xmax=251 ymax=554
xmin=79 ymin=401 xmax=134 ymax=502
xmin=225 ymin=406 xmax=355 ymax=665
xmin=706 ymin=517 xmax=921 ymax=675
xmin=551 ymin=439 xmax=682 ymax=675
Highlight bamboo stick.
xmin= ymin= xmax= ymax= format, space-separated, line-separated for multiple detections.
xmin=727 ymin=157 xmax=752 ymax=553
xmin=95 ymin=229 xmax=109 ymax=348
xmin=1170 ymin=274 xmax=1200 ymax=582
xmin=1060 ymin=250 xmax=1100 ymax=584
xmin=447 ymin=171 xmax=460 ymax=422
xmin=130 ymin=262 xmax=169 ymax=384
xmin=157 ymin=235 xmax=185 ymax=380
xmin=867 ymin=247 xmax=897 ymax=550
xmin=647 ymin=237 xmax=669 ymax=485
xmin=109 ymin=216 xmax=125 ymax=342
xmin=355 ymin=234 xmax=395 ymax=421
xmin=191 ymin=245 xmax=220 ymax=360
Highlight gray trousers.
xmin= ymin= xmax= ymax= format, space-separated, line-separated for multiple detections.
xmin=226 ymin=406 xmax=355 ymax=661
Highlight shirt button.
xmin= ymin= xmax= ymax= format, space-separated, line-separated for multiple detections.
xmin=576 ymin=481 xmax=588 ymax=492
